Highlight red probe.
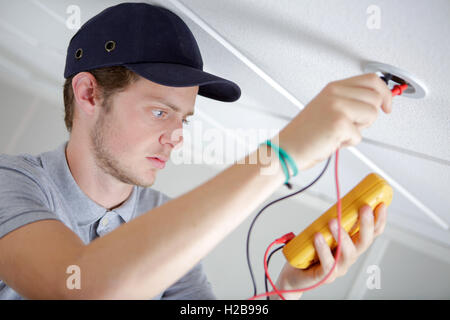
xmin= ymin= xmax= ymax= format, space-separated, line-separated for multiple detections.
xmin=391 ymin=83 xmax=408 ymax=96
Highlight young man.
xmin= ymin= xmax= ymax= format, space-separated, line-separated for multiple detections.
xmin=0 ymin=3 xmax=390 ymax=299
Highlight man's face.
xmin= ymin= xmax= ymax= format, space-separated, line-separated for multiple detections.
xmin=89 ymin=76 xmax=198 ymax=188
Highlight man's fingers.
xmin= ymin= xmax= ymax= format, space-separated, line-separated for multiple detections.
xmin=333 ymin=73 xmax=393 ymax=114
xmin=311 ymin=203 xmax=387 ymax=284
xmin=313 ymin=233 xmax=337 ymax=283
xmin=339 ymin=116 xmax=363 ymax=148
xmin=328 ymin=219 xmax=357 ymax=269
xmin=328 ymin=95 xmax=379 ymax=131
xmin=355 ymin=205 xmax=375 ymax=254
xmin=374 ymin=203 xmax=388 ymax=236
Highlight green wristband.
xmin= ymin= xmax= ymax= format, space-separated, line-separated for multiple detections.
xmin=264 ymin=140 xmax=297 ymax=187
xmin=280 ymin=149 xmax=298 ymax=178
xmin=265 ymin=140 xmax=298 ymax=178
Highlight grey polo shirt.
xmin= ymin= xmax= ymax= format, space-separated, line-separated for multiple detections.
xmin=0 ymin=141 xmax=215 ymax=300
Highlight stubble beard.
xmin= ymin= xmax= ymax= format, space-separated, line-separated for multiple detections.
xmin=89 ymin=101 xmax=155 ymax=188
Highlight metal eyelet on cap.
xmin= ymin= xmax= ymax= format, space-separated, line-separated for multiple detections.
xmin=105 ymin=40 xmax=116 ymax=52
xmin=75 ymin=48 xmax=83 ymax=60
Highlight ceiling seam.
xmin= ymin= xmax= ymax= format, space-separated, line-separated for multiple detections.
xmin=223 ymin=102 xmax=450 ymax=167
xmin=361 ymin=138 xmax=450 ymax=167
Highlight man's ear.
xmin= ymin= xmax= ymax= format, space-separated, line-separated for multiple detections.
xmin=72 ymin=72 xmax=101 ymax=117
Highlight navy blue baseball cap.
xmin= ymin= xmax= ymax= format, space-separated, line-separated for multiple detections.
xmin=64 ymin=2 xmax=241 ymax=102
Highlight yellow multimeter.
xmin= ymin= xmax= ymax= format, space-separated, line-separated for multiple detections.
xmin=282 ymin=173 xmax=393 ymax=269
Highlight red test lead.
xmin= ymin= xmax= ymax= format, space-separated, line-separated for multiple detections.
xmin=391 ymin=83 xmax=408 ymax=96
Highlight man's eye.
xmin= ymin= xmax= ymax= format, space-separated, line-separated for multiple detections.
xmin=182 ymin=119 xmax=190 ymax=125
xmin=152 ymin=110 xmax=167 ymax=118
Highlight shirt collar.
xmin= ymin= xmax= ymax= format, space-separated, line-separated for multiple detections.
xmin=40 ymin=141 xmax=138 ymax=226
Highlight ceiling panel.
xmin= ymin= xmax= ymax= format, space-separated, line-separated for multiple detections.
xmin=164 ymin=0 xmax=450 ymax=162
xmin=365 ymin=240 xmax=450 ymax=299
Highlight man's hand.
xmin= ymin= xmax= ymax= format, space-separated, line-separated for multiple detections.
xmin=277 ymin=73 xmax=393 ymax=172
xmin=272 ymin=202 xmax=388 ymax=300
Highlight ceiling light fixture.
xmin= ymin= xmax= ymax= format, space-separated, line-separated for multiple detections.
xmin=363 ymin=61 xmax=428 ymax=99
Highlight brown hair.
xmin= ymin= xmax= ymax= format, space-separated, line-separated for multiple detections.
xmin=63 ymin=66 xmax=140 ymax=133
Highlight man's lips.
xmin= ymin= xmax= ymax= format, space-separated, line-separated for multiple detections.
xmin=146 ymin=157 xmax=166 ymax=169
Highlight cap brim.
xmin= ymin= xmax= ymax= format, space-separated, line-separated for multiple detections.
xmin=123 ymin=62 xmax=241 ymax=102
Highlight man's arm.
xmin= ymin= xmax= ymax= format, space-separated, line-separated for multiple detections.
xmin=160 ymin=261 xmax=216 ymax=300
xmin=0 ymin=143 xmax=286 ymax=299
xmin=67 ymin=143 xmax=287 ymax=299
xmin=0 ymin=219 xmax=86 ymax=299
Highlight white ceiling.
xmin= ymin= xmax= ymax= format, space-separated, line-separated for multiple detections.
xmin=0 ymin=0 xmax=449 ymax=244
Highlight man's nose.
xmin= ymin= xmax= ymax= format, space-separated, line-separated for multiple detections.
xmin=161 ymin=120 xmax=184 ymax=148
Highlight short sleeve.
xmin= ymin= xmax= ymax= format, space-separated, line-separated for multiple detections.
xmin=0 ymin=166 xmax=60 ymax=239
xmin=161 ymin=261 xmax=216 ymax=300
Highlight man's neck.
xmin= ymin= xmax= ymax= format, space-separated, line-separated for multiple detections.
xmin=65 ymin=138 xmax=133 ymax=211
